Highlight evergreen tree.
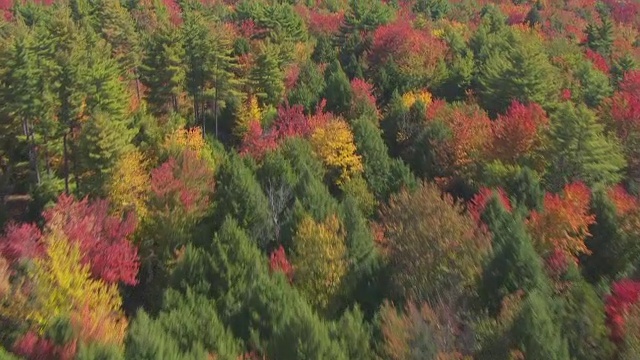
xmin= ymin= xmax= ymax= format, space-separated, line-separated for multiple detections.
xmin=352 ymin=116 xmax=392 ymax=199
xmin=287 ymin=61 xmax=325 ymax=112
xmin=139 ymin=22 xmax=186 ymax=115
xmin=323 ymin=60 xmax=352 ymax=116
xmin=585 ymin=16 xmax=614 ymax=57
xmin=250 ymin=42 xmax=284 ymax=107
xmin=213 ymin=152 xmax=273 ymax=246
xmin=512 ymin=290 xmax=570 ymax=360
xmin=340 ymin=196 xmax=382 ymax=315
xmin=476 ymin=28 xmax=560 ymax=116
xmin=611 ymin=54 xmax=637 ymax=88
xmin=413 ymin=0 xmax=450 ymax=20
xmin=504 ymin=167 xmax=544 ymax=211
xmin=575 ymin=60 xmax=613 ymax=108
xmin=479 ymin=196 xmax=550 ymax=315
xmin=545 ymin=102 xmax=626 ymax=191
xmin=182 ymin=10 xmax=241 ymax=134
xmin=582 ymin=189 xmax=640 ymax=282
xmin=558 ymin=269 xmax=615 ymax=360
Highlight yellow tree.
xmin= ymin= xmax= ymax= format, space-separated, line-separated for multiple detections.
xmin=291 ymin=214 xmax=348 ymax=311
xmin=164 ymin=127 xmax=206 ymax=155
xmin=0 ymin=215 xmax=128 ymax=346
xmin=401 ymin=89 xmax=433 ymax=110
xmin=234 ymin=95 xmax=262 ymax=141
xmin=105 ymin=149 xmax=150 ymax=220
xmin=310 ymin=118 xmax=363 ymax=185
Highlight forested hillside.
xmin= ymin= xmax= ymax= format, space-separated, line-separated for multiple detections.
xmin=0 ymin=0 xmax=639 ymax=358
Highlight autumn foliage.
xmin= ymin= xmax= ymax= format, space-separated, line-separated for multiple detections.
xmin=527 ymin=182 xmax=595 ymax=259
xmin=269 ymin=245 xmax=294 ymax=283
xmin=489 ymin=101 xmax=549 ymax=166
xmin=310 ymin=118 xmax=363 ymax=185
xmin=606 ymin=279 xmax=640 ymax=343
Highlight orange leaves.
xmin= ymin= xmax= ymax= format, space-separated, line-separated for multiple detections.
xmin=608 ymin=185 xmax=638 ymax=216
xmin=370 ymin=19 xmax=446 ymax=79
xmin=426 ymin=101 xmax=492 ymax=178
xmin=527 ymin=182 xmax=595 ymax=259
xmin=489 ymin=101 xmax=549 ymax=166
xmin=310 ymin=118 xmax=363 ymax=185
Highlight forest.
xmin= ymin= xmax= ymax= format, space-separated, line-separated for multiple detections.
xmin=0 ymin=0 xmax=639 ymax=358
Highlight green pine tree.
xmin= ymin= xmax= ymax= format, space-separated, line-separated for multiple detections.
xmin=139 ymin=22 xmax=186 ymax=115
xmin=324 ymin=60 xmax=353 ymax=116
xmin=249 ymin=42 xmax=285 ymax=107
xmin=512 ymin=290 xmax=570 ymax=360
xmin=479 ymin=196 xmax=550 ymax=315
xmin=213 ymin=152 xmax=273 ymax=247
xmin=545 ymin=102 xmax=626 ymax=191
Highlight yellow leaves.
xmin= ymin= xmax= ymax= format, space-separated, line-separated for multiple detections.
xmin=401 ymin=90 xmax=433 ymax=110
xmin=106 ymin=149 xmax=150 ymax=220
xmin=291 ymin=214 xmax=347 ymax=311
xmin=164 ymin=127 xmax=206 ymax=157
xmin=310 ymin=118 xmax=363 ymax=185
xmin=234 ymin=95 xmax=262 ymax=140
xmin=28 ymin=223 xmax=127 ymax=345
xmin=0 ymin=256 xmax=8 ymax=299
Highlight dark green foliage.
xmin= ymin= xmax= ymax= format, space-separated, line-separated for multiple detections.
xmin=479 ymin=196 xmax=550 ymax=315
xmin=213 ymin=153 xmax=273 ymax=246
xmin=512 ymin=290 xmax=570 ymax=360
xmin=287 ymin=61 xmax=325 ymax=112
xmin=235 ymin=1 xmax=306 ymax=43
xmin=340 ymin=196 xmax=381 ymax=313
xmin=585 ymin=16 xmax=613 ymax=57
xmin=413 ymin=0 xmax=450 ymax=20
xmin=76 ymin=342 xmax=125 ymax=360
xmin=557 ymin=270 xmax=615 ymax=360
xmin=351 ymin=116 xmax=392 ymax=199
xmin=611 ymin=53 xmax=637 ymax=88
xmin=170 ymin=218 xmax=352 ymax=360
xmin=504 ymin=167 xmax=544 ymax=211
xmin=139 ymin=23 xmax=186 ymax=115
xmin=473 ymin=22 xmax=560 ymax=115
xmin=574 ymin=60 xmax=612 ymax=108
xmin=582 ymin=189 xmax=640 ymax=282
xmin=323 ymin=60 xmax=353 ymax=116
xmin=250 ymin=42 xmax=285 ymax=107
xmin=182 ymin=10 xmax=242 ymax=132
xmin=330 ymin=306 xmax=376 ymax=360
xmin=545 ymin=102 xmax=626 ymax=191
xmin=125 ymin=311 xmax=208 ymax=360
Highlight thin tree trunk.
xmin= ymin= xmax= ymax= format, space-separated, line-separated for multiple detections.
xmin=63 ymin=131 xmax=69 ymax=194
xmin=22 ymin=118 xmax=40 ymax=185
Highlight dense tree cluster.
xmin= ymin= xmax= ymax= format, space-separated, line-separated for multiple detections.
xmin=0 ymin=0 xmax=639 ymax=358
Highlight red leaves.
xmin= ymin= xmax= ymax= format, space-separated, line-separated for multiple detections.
xmin=1 ymin=195 xmax=139 ymax=285
xmin=350 ymin=78 xmax=378 ymax=117
xmin=240 ymin=100 xmax=333 ymax=161
xmin=610 ymin=71 xmax=640 ymax=133
xmin=585 ymin=49 xmax=610 ymax=74
xmin=608 ymin=185 xmax=638 ymax=216
xmin=295 ymin=6 xmax=344 ymax=36
xmin=0 ymin=222 xmax=44 ymax=263
xmin=606 ymin=279 xmax=640 ymax=343
xmin=150 ymin=150 xmax=214 ymax=219
xmin=269 ymin=245 xmax=293 ymax=283
xmin=44 ymin=194 xmax=139 ymax=285
xmin=369 ymin=20 xmax=445 ymax=78
xmin=240 ymin=121 xmax=277 ymax=160
xmin=489 ymin=100 xmax=549 ymax=164
xmin=468 ymin=187 xmax=512 ymax=224
xmin=13 ymin=332 xmax=77 ymax=360
xmin=273 ymin=104 xmax=313 ymax=139
xmin=527 ymin=182 xmax=595 ymax=259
